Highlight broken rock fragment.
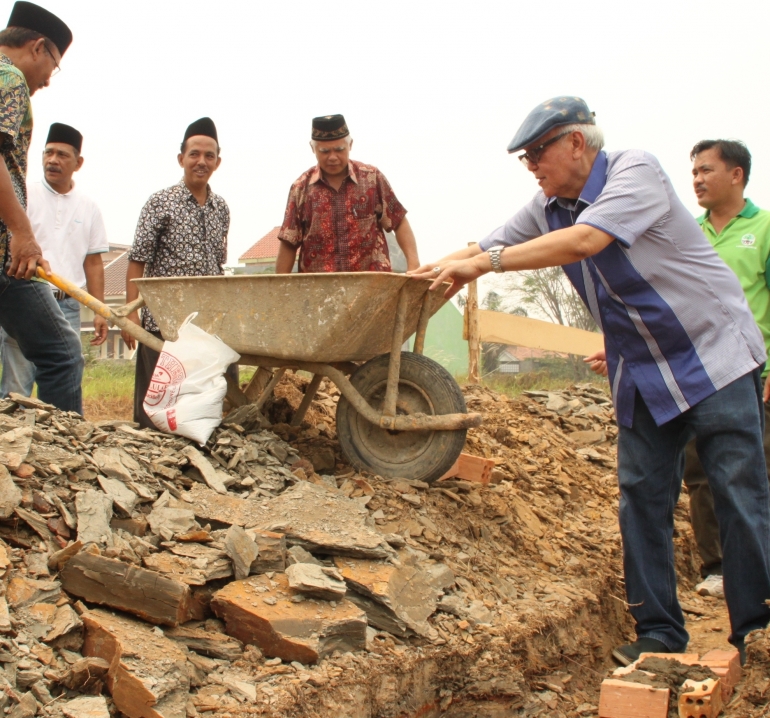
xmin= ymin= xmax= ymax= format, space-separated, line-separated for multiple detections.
xmin=75 ymin=490 xmax=113 ymax=545
xmin=61 ymin=552 xmax=197 ymax=626
xmin=97 ymin=475 xmax=138 ymax=516
xmin=165 ymin=625 xmax=243 ymax=661
xmin=83 ymin=608 xmax=190 ymax=718
xmin=247 ymin=482 xmax=396 ymax=559
xmin=62 ymin=695 xmax=110 ymax=718
xmin=0 ymin=465 xmax=22 ymax=518
xmin=211 ymin=573 xmax=366 ymax=664
xmin=286 ymin=563 xmax=347 ymax=600
xmin=334 ymin=550 xmax=455 ymax=637
xmin=249 ymin=530 xmax=286 ymax=573
xmin=224 ymin=524 xmax=259 ymax=580
xmin=147 ymin=507 xmax=197 ymax=540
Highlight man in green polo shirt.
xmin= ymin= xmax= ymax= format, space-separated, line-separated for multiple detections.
xmin=685 ymin=139 xmax=770 ymax=598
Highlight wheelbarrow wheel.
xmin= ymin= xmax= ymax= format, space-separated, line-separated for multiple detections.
xmin=336 ymin=352 xmax=467 ymax=484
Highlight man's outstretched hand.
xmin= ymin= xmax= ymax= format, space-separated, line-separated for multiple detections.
xmin=408 ymin=256 xmax=487 ymax=298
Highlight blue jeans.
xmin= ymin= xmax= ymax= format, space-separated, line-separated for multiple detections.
xmin=0 ymin=275 xmax=83 ymax=413
xmin=1 ymin=295 xmax=82 ymax=397
xmin=618 ymin=368 xmax=770 ymax=651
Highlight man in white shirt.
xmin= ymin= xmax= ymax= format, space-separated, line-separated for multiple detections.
xmin=0 ymin=122 xmax=108 ymax=397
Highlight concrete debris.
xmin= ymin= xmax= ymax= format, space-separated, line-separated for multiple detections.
xmin=286 ymin=562 xmax=347 ymax=600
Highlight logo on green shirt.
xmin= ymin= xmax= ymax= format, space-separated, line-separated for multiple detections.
xmin=741 ymin=233 xmax=756 ymax=246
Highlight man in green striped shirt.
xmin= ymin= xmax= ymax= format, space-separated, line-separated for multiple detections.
xmin=685 ymin=139 xmax=770 ymax=599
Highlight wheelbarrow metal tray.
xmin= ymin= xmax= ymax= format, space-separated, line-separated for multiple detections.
xmin=133 ymin=273 xmax=446 ymax=363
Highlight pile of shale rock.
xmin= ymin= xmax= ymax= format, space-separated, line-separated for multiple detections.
xmin=0 ymin=377 xmax=666 ymax=717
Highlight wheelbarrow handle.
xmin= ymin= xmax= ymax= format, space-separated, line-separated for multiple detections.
xmin=36 ymin=267 xmax=164 ymax=353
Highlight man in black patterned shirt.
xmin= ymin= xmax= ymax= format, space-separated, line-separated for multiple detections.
xmin=122 ymin=117 xmax=230 ymax=428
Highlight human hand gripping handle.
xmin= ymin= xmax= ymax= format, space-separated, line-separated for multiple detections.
xmin=584 ymin=350 xmax=608 ymax=377
xmin=8 ymin=229 xmax=51 ymax=280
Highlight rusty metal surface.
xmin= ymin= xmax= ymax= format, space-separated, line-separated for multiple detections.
xmin=133 ymin=273 xmax=447 ymax=363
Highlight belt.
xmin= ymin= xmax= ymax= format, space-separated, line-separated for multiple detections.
xmin=53 ymin=289 xmax=68 ymax=301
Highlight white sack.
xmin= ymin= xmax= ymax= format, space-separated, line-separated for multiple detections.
xmin=143 ymin=313 xmax=240 ymax=445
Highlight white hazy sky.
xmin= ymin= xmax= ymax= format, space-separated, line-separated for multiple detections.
xmin=22 ymin=0 xmax=770 ymax=277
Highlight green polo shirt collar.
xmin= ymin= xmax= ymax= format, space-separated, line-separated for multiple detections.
xmin=698 ymin=197 xmax=760 ymax=227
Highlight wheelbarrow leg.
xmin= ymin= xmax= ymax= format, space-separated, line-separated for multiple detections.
xmin=382 ymin=286 xmax=409 ymax=417
xmin=412 ymin=289 xmax=436 ymax=356
xmin=244 ymin=367 xmax=274 ymax=402
xmin=255 ymin=367 xmax=287 ymax=411
xmin=291 ymin=373 xmax=323 ymax=427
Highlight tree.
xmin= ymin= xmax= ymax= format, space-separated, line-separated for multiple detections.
xmin=506 ymin=267 xmax=598 ymax=332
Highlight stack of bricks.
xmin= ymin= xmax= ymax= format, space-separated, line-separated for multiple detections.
xmin=598 ymin=648 xmax=741 ymax=718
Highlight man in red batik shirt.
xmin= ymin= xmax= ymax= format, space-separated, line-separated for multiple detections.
xmin=276 ymin=114 xmax=419 ymax=273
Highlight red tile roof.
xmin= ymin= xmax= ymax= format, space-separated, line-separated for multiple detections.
xmin=104 ymin=252 xmax=128 ymax=297
xmin=239 ymin=227 xmax=281 ymax=262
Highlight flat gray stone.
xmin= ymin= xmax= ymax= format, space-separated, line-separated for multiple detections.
xmin=75 ymin=490 xmax=113 ymax=545
xmin=62 ymin=695 xmax=110 ymax=718
xmin=0 ymin=465 xmax=22 ymax=519
xmin=286 ymin=563 xmax=347 ymax=600
xmin=224 ymin=525 xmax=259 ymax=580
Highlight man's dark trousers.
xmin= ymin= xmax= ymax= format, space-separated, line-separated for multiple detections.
xmin=0 ymin=275 xmax=83 ymax=413
xmin=683 ymin=401 xmax=770 ymax=577
xmin=617 ymin=368 xmax=770 ymax=652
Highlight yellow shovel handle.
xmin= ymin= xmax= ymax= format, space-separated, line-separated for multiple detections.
xmin=36 ymin=268 xmax=164 ymax=352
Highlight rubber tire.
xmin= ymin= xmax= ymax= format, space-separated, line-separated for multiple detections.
xmin=336 ymin=352 xmax=468 ymax=483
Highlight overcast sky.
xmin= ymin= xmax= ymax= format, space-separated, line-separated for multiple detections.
xmin=24 ymin=0 xmax=770 ymax=283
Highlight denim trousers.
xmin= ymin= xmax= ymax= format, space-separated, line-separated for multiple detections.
xmin=682 ymin=402 xmax=770 ymax=577
xmin=618 ymin=368 xmax=770 ymax=651
xmin=0 ymin=275 xmax=83 ymax=413
xmin=1 ymin=295 xmax=82 ymax=397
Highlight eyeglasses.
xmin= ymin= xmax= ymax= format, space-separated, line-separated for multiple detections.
xmin=43 ymin=42 xmax=61 ymax=76
xmin=518 ymin=131 xmax=570 ymax=166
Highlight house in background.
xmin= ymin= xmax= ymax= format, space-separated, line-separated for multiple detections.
xmin=80 ymin=243 xmax=133 ymax=360
xmin=494 ymin=345 xmax=567 ymax=374
xmin=234 ymin=227 xmax=281 ymax=274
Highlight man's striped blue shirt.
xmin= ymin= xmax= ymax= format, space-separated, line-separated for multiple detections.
xmin=479 ymin=150 xmax=765 ymax=428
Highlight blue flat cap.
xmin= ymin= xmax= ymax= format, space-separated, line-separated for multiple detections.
xmin=507 ymin=96 xmax=595 ymax=154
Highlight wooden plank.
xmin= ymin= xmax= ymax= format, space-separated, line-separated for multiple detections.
xmin=478 ymin=310 xmax=603 ymax=357
xmin=61 ymin=552 xmax=198 ymax=627
xmin=598 ymin=678 xmax=669 ymax=718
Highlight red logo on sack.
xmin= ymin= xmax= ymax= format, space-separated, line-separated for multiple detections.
xmin=144 ymin=351 xmax=186 ymax=408
xmin=167 ymin=408 xmax=177 ymax=431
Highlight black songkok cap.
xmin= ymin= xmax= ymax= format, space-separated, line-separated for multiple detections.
xmin=46 ymin=122 xmax=82 ymax=152
xmin=183 ymin=117 xmax=218 ymax=144
xmin=6 ymin=1 xmax=72 ymax=56
xmin=311 ymin=114 xmax=349 ymax=141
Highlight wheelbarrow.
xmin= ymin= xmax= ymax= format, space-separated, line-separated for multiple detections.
xmin=37 ymin=269 xmax=482 ymax=483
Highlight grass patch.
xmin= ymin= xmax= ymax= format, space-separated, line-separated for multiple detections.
xmin=82 ymin=360 xmax=135 ymax=422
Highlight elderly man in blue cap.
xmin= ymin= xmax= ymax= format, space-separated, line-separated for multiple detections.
xmin=411 ymin=97 xmax=770 ymax=666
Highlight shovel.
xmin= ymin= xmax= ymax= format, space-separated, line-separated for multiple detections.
xmin=35 ymin=267 xmax=247 ymax=406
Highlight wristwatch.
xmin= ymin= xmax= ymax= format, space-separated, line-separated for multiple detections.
xmin=488 ymin=247 xmax=505 ymax=273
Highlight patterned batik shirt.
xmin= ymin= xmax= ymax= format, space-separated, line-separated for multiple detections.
xmin=0 ymin=54 xmax=33 ymax=266
xmin=129 ymin=180 xmax=230 ymax=332
xmin=278 ymin=160 xmax=407 ymax=272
